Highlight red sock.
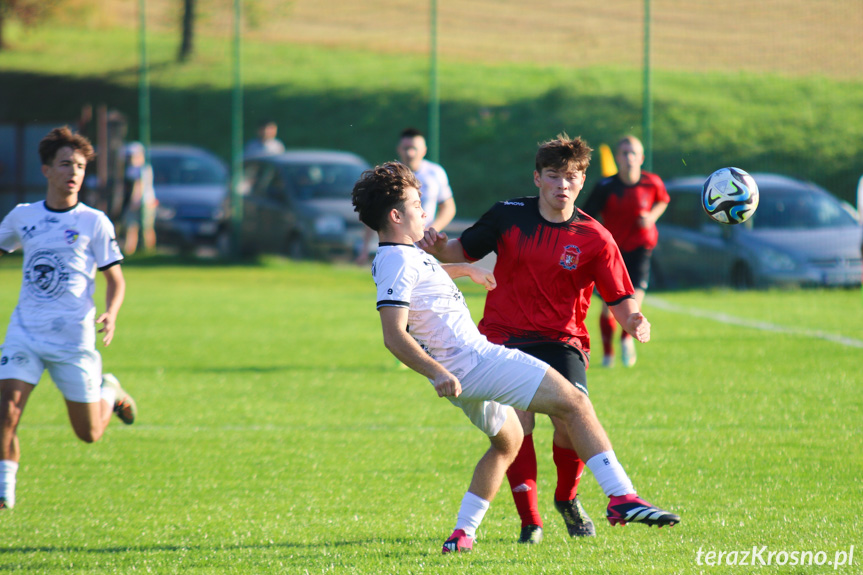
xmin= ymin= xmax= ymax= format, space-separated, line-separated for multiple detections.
xmin=506 ymin=433 xmax=542 ymax=527
xmin=599 ymin=313 xmax=616 ymax=357
xmin=552 ymin=443 xmax=585 ymax=502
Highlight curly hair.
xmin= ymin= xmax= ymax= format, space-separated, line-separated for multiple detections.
xmin=352 ymin=161 xmax=421 ymax=232
xmin=38 ymin=126 xmax=95 ymax=166
xmin=535 ymin=132 xmax=593 ymax=173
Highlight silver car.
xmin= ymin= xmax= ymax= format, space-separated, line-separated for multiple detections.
xmin=239 ymin=150 xmax=370 ymax=260
xmin=653 ymin=173 xmax=862 ymax=289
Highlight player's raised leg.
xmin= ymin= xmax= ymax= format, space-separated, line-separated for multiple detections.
xmin=443 ymin=407 xmax=523 ymax=553
xmin=527 ymin=369 xmax=679 ymax=528
xmin=65 ymin=373 xmax=136 ymax=443
xmin=0 ymin=379 xmax=35 ymax=509
xmin=101 ymin=373 xmax=137 ymax=425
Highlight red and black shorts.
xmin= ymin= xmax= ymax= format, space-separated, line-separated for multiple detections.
xmin=511 ymin=342 xmax=588 ymax=397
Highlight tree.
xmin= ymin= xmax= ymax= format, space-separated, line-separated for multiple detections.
xmin=0 ymin=0 xmax=65 ymax=51
xmin=178 ymin=0 xmax=195 ymax=62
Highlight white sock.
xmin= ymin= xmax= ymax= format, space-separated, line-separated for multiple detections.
xmin=100 ymin=384 xmax=117 ymax=408
xmin=454 ymin=491 xmax=490 ymax=538
xmin=586 ymin=451 xmax=635 ymax=497
xmin=0 ymin=460 xmax=19 ymax=506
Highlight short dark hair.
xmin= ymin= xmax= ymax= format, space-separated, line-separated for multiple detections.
xmin=352 ymin=161 xmax=421 ymax=232
xmin=535 ymin=132 xmax=592 ymax=173
xmin=400 ymin=127 xmax=424 ymax=140
xmin=38 ymin=126 xmax=95 ymax=166
xmin=615 ymin=134 xmax=642 ymax=152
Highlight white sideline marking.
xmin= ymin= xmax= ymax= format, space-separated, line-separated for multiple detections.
xmin=646 ymin=296 xmax=863 ymax=349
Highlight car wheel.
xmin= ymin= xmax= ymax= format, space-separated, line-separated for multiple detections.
xmin=731 ymin=261 xmax=754 ymax=290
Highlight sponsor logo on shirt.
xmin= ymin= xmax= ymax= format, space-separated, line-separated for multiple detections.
xmin=559 ymin=244 xmax=581 ymax=270
xmin=0 ymin=353 xmax=29 ymax=367
xmin=502 ymin=201 xmax=524 ymax=206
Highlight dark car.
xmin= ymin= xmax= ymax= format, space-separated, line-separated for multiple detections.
xmin=653 ymin=173 xmax=862 ymax=289
xmin=150 ymin=144 xmax=230 ymax=250
xmin=239 ymin=150 xmax=370 ymax=259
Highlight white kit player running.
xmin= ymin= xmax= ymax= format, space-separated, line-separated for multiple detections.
xmin=0 ymin=127 xmax=137 ymax=511
xmin=352 ymin=161 xmax=679 ymax=554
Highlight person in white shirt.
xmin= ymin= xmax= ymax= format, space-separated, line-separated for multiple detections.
xmin=243 ymin=119 xmax=286 ymax=158
xmin=351 ymin=161 xmax=679 ymax=554
xmin=396 ymin=127 xmax=456 ymax=231
xmin=0 ymin=127 xmax=137 ymax=510
xmin=355 ymin=128 xmax=457 ymax=264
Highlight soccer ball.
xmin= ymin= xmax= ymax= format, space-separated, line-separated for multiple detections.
xmin=701 ymin=167 xmax=759 ymax=224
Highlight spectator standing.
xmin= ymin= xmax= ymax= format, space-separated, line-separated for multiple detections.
xmin=396 ymin=127 xmax=456 ymax=232
xmin=244 ymin=119 xmax=286 ymax=158
xmin=356 ymin=127 xmax=457 ymax=264
xmin=121 ymin=142 xmax=157 ymax=255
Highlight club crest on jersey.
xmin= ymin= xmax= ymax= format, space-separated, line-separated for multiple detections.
xmin=65 ymin=229 xmax=79 ymax=244
xmin=23 ymin=249 xmax=69 ymax=302
xmin=559 ymin=245 xmax=581 ymax=270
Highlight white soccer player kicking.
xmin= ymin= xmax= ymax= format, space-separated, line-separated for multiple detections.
xmin=0 ymin=127 xmax=137 ymax=510
xmin=351 ymin=161 xmax=679 ymax=553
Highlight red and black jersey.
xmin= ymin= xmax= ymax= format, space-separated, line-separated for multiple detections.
xmin=582 ymin=171 xmax=669 ymax=252
xmin=459 ymin=196 xmax=634 ymax=360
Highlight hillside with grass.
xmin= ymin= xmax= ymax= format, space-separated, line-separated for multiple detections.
xmin=1 ymin=0 xmax=861 ymax=216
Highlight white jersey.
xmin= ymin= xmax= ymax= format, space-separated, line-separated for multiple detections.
xmin=414 ymin=160 xmax=453 ymax=226
xmin=373 ymin=243 xmax=493 ymax=379
xmin=0 ymin=201 xmax=123 ymax=348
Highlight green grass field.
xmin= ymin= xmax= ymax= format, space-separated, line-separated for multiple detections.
xmin=0 ymin=255 xmax=860 ymax=574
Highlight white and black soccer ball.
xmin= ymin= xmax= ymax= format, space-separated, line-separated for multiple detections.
xmin=702 ymin=167 xmax=760 ymax=225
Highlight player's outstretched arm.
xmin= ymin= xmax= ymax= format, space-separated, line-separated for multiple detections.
xmin=417 ymin=228 xmax=466 ymax=263
xmin=609 ymin=298 xmax=650 ymax=343
xmin=441 ymin=263 xmax=496 ymax=291
xmin=379 ymin=306 xmax=462 ymax=397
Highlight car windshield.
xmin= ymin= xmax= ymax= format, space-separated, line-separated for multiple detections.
xmin=283 ymin=162 xmax=366 ymax=200
xmin=750 ymin=187 xmax=857 ymax=230
xmin=152 ymin=153 xmax=227 ymax=185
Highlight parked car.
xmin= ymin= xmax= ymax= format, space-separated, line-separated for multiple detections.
xmin=239 ymin=150 xmax=370 ymax=259
xmin=150 ymin=144 xmax=230 ymax=250
xmin=652 ymin=173 xmax=862 ymax=289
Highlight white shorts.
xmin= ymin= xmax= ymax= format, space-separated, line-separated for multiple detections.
xmin=444 ymin=344 xmax=549 ymax=436
xmin=0 ymin=324 xmax=102 ymax=403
